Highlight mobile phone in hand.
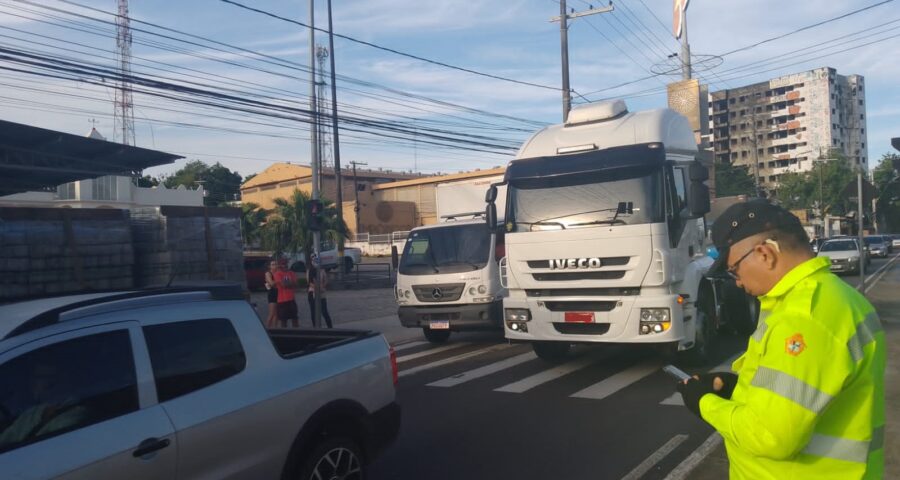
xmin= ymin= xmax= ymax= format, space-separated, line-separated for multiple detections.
xmin=663 ymin=365 xmax=692 ymax=382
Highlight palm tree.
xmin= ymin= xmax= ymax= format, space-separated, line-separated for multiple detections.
xmin=240 ymin=202 xmax=267 ymax=249
xmin=261 ymin=189 xmax=349 ymax=265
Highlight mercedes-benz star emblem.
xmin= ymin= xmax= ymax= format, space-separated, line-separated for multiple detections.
xmin=431 ymin=288 xmax=443 ymax=299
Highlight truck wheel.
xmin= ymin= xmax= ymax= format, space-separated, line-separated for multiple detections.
xmin=344 ymin=257 xmax=354 ymax=274
xmin=532 ymin=341 xmax=570 ymax=362
xmin=423 ymin=328 xmax=451 ymax=344
xmin=296 ymin=435 xmax=364 ymax=480
xmin=682 ymin=295 xmax=716 ymax=366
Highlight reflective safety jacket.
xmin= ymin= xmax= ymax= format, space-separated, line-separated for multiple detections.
xmin=700 ymin=256 xmax=885 ymax=479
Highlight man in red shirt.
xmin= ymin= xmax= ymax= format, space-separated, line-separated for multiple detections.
xmin=273 ymin=259 xmax=299 ymax=328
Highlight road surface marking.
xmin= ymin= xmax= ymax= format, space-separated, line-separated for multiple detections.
xmin=663 ymin=433 xmax=722 ymax=480
xmin=397 ymin=342 xmax=470 ymax=364
xmin=621 ymin=434 xmax=689 ymax=480
xmin=428 ymin=352 xmax=537 ymax=388
xmin=864 ymin=253 xmax=900 ymax=294
xmin=399 ymin=344 xmax=512 ymax=378
xmin=391 ymin=340 xmax=428 ymax=352
xmin=494 ymin=355 xmax=597 ymax=393
xmin=570 ymin=359 xmax=660 ymax=400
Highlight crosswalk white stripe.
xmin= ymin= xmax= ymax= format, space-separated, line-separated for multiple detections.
xmin=494 ymin=355 xmax=596 ymax=393
xmin=397 ymin=342 xmax=470 ymax=364
xmin=391 ymin=340 xmax=428 ymax=352
xmin=427 ymin=352 xmax=537 ymax=388
xmin=399 ymin=344 xmax=513 ymax=378
xmin=570 ymin=359 xmax=660 ymax=400
xmin=620 ymin=434 xmax=689 ymax=480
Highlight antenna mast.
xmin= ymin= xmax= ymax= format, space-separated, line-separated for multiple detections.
xmin=114 ymin=0 xmax=135 ymax=146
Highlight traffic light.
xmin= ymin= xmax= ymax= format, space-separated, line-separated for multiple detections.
xmin=307 ymin=199 xmax=323 ymax=231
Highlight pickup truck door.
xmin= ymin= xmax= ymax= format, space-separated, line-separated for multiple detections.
xmin=0 ymin=323 xmax=177 ymax=480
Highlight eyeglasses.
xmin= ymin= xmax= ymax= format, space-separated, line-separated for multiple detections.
xmin=726 ymin=244 xmax=759 ymax=280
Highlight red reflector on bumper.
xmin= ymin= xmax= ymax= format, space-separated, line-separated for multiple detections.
xmin=565 ymin=312 xmax=595 ymax=323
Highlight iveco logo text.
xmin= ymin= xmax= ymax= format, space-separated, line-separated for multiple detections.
xmin=550 ymin=258 xmax=602 ymax=269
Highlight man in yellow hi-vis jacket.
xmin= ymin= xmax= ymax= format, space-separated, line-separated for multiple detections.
xmin=678 ymin=200 xmax=884 ymax=479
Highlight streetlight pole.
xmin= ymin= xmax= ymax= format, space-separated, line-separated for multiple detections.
xmin=857 ymin=172 xmax=865 ymax=288
xmin=551 ymin=2 xmax=613 ymax=122
xmin=308 ymin=0 xmax=322 ymax=327
xmin=326 ymin=0 xmax=345 ymax=282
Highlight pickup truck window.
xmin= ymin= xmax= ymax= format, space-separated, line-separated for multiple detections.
xmin=0 ymin=330 xmax=138 ymax=453
xmin=144 ymin=318 xmax=246 ymax=402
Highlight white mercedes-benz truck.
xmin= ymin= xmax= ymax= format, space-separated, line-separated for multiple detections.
xmin=485 ymin=100 xmax=750 ymax=363
xmin=393 ymin=179 xmax=507 ymax=343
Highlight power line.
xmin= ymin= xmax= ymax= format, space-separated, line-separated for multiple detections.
xmin=217 ymin=0 xmax=561 ymax=92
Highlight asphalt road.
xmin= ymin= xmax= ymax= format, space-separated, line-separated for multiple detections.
xmin=368 ymin=253 xmax=899 ymax=480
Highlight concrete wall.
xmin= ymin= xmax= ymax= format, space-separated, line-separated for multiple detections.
xmin=0 ymin=176 xmax=203 ymax=208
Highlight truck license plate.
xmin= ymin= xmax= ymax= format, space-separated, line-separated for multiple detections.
xmin=430 ymin=321 xmax=450 ymax=329
xmin=565 ymin=312 xmax=595 ymax=323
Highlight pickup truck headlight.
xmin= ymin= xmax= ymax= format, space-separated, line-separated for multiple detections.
xmin=640 ymin=308 xmax=671 ymax=335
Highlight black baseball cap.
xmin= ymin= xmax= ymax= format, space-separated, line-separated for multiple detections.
xmin=709 ymin=199 xmax=804 ymax=274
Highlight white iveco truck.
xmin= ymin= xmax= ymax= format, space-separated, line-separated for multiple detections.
xmin=393 ymin=178 xmax=507 ymax=343
xmin=485 ymin=100 xmax=750 ymax=363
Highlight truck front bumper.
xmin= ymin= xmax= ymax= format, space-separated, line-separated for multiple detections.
xmin=503 ymin=293 xmax=689 ymax=345
xmin=398 ymin=301 xmax=503 ymax=331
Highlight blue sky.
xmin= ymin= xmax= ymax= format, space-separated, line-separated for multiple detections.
xmin=0 ymin=0 xmax=898 ymax=180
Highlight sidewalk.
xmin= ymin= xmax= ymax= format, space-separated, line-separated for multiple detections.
xmin=684 ymin=257 xmax=900 ymax=479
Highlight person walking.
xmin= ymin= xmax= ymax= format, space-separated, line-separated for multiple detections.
xmin=273 ymin=259 xmax=299 ymax=328
xmin=677 ymin=200 xmax=884 ymax=479
xmin=307 ymin=261 xmax=333 ymax=328
xmin=264 ymin=259 xmax=279 ymax=329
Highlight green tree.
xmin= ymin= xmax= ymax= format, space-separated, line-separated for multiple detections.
xmin=135 ymin=174 xmax=159 ymax=188
xmin=715 ymin=161 xmax=756 ymax=197
xmin=775 ymin=152 xmax=854 ymax=214
xmin=872 ymin=153 xmax=900 ymax=232
xmin=240 ymin=202 xmax=267 ymax=248
xmin=163 ymin=160 xmax=243 ymax=206
xmin=261 ymin=189 xmax=349 ymax=264
xmin=872 ymin=153 xmax=899 ymax=194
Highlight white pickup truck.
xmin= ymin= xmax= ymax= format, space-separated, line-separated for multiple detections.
xmin=0 ymin=284 xmax=400 ymax=480
xmin=291 ymin=240 xmax=363 ymax=274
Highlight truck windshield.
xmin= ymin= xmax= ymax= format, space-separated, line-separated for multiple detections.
xmin=399 ymin=224 xmax=491 ymax=275
xmin=506 ymin=166 xmax=663 ymax=232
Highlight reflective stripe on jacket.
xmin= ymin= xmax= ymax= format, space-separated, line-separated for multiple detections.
xmin=699 ymin=256 xmax=885 ymax=480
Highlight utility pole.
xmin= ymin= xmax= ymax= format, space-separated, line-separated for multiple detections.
xmin=350 ymin=161 xmax=367 ymax=236
xmin=114 ymin=0 xmax=135 ymax=146
xmin=308 ymin=0 xmax=322 ymax=328
xmin=551 ymin=1 xmax=614 ymax=122
xmin=326 ymin=0 xmax=346 ymax=282
xmin=857 ymin=172 xmax=865 ymax=288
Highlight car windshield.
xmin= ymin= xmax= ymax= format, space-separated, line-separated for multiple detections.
xmin=821 ymin=240 xmax=858 ymax=252
xmin=864 ymin=237 xmax=884 ymax=246
xmin=506 ymin=166 xmax=663 ymax=232
xmin=399 ymin=224 xmax=491 ymax=275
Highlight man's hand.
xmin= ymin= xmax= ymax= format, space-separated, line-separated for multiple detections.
xmin=676 ymin=378 xmax=714 ymax=417
xmin=695 ymin=372 xmax=738 ymax=399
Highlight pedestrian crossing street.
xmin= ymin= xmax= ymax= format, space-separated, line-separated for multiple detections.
xmin=392 ymin=338 xmax=739 ymax=404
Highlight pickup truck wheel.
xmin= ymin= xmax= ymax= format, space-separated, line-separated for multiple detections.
xmin=423 ymin=328 xmax=451 ymax=344
xmin=344 ymin=257 xmax=354 ymax=274
xmin=297 ymin=436 xmax=364 ymax=480
xmin=532 ymin=341 xmax=570 ymax=362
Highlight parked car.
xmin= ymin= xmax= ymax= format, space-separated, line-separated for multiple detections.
xmin=244 ymin=255 xmax=271 ymax=290
xmin=892 ymin=234 xmax=900 ymax=248
xmin=818 ymin=238 xmax=869 ymax=274
xmin=810 ymin=237 xmax=827 ymax=253
xmin=864 ymin=236 xmax=889 ymax=258
xmin=0 ymin=285 xmax=400 ymax=480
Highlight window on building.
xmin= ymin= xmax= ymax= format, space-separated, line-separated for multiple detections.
xmin=861 ymin=129 xmax=865 ymax=135
xmin=860 ymin=114 xmax=864 ymax=120
xmin=861 ymin=143 xmax=865 ymax=149
xmin=741 ymin=151 xmax=748 ymax=158
xmin=91 ymin=176 xmax=117 ymax=201
xmin=831 ymin=108 xmax=836 ymax=114
xmin=729 ymin=98 xmax=736 ymax=104
xmin=758 ymin=149 xmax=764 ymax=155
xmin=143 ymin=318 xmax=246 ymax=402
xmin=0 ymin=330 xmax=138 ymax=454
xmin=859 ymin=99 xmax=864 ymax=106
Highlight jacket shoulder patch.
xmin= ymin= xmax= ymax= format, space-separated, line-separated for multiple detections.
xmin=785 ymin=333 xmax=806 ymax=356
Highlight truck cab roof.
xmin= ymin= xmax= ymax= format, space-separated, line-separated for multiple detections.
xmin=517 ymin=101 xmax=697 ymax=160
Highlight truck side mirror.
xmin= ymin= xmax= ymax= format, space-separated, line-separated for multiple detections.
xmin=485 ymin=185 xmax=498 ymax=203
xmin=485 ymin=203 xmax=497 ymax=230
xmin=689 ymin=162 xmax=709 ymax=182
xmin=391 ymin=245 xmax=399 ymax=269
xmin=689 ymin=182 xmax=711 ymax=216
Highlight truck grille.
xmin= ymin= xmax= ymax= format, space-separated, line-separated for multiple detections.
xmin=527 ymin=257 xmax=630 ymax=268
xmin=553 ymin=323 xmax=611 ymax=335
xmin=543 ymin=301 xmax=616 ymax=312
xmin=412 ymin=283 xmax=465 ymax=302
xmin=526 ymin=287 xmax=640 ymax=297
xmin=532 ymin=271 xmax=625 ymax=281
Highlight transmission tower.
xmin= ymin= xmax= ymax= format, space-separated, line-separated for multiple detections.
xmin=316 ymin=45 xmax=332 ymax=173
xmin=114 ymin=0 xmax=135 ymax=146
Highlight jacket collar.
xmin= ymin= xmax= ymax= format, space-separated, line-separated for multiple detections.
xmin=761 ymin=256 xmax=830 ymax=300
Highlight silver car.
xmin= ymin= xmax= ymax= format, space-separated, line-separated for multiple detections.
xmin=818 ymin=238 xmax=867 ymax=274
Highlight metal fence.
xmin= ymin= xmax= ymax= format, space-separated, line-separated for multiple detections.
xmin=351 ymin=231 xmax=409 ymax=244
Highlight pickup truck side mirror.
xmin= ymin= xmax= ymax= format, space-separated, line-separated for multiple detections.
xmin=391 ymin=245 xmax=399 ymax=269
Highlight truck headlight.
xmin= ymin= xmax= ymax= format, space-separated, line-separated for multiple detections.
xmin=505 ymin=308 xmax=531 ymax=333
xmin=404 ymin=290 xmax=411 ymax=298
xmin=640 ymin=308 xmax=671 ymax=335
xmin=478 ymin=284 xmax=487 ymax=294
